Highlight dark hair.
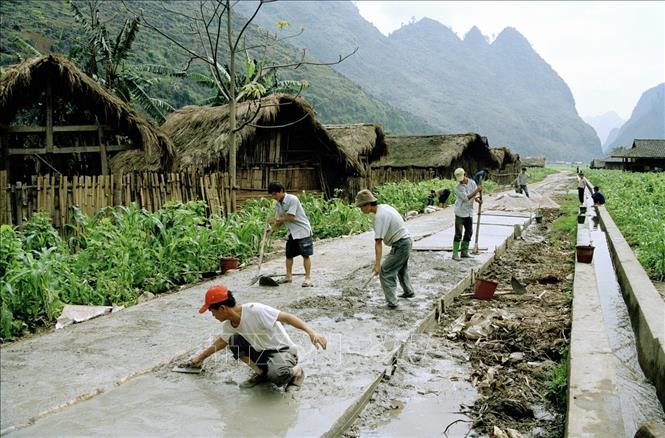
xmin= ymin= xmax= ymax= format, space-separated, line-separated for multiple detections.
xmin=209 ymin=291 xmax=236 ymax=310
xmin=267 ymin=181 xmax=284 ymax=194
xmin=368 ymin=201 xmax=378 ymax=206
xmin=594 ymin=186 xmax=600 ymax=191
xmin=522 ymin=167 xmax=527 ymax=171
xmin=430 ymin=189 xmax=436 ymax=194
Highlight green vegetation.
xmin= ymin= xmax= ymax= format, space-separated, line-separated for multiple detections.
xmin=527 ymin=167 xmax=558 ymax=184
xmin=549 ymin=194 xmax=578 ymax=249
xmin=587 ymin=170 xmax=665 ymax=280
xmin=0 ymin=178 xmax=476 ymax=341
xmin=544 ymin=348 xmax=569 ymax=409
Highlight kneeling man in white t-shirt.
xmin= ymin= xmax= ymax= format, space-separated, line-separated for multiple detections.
xmin=181 ymin=284 xmax=327 ymax=391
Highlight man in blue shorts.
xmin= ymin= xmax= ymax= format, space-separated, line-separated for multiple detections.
xmin=268 ymin=181 xmax=314 ymax=287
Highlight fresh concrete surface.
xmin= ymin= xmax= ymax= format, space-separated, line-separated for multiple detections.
xmin=567 ymin=226 xmax=625 ymax=437
xmin=597 ymin=205 xmax=665 ymax=408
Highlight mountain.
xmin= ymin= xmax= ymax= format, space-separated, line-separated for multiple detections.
xmin=0 ymin=0 xmax=434 ymax=135
xmin=582 ymin=111 xmax=625 ymax=151
xmin=605 ymin=83 xmax=665 ymax=150
xmin=236 ymin=1 xmax=601 ymax=161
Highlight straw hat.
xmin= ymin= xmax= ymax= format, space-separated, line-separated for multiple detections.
xmin=355 ymin=189 xmax=377 ymax=207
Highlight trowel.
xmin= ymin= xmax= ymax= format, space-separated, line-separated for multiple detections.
xmin=172 ymin=362 xmax=203 ymax=374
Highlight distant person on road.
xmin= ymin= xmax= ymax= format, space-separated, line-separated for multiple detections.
xmin=356 ymin=189 xmax=415 ymax=309
xmin=472 ymin=169 xmax=490 ymax=185
xmin=179 ymin=285 xmax=327 ymax=391
xmin=452 ymin=168 xmax=482 ymax=261
xmin=428 ymin=188 xmax=451 ymax=207
xmin=512 ymin=167 xmax=531 ymax=198
xmin=577 ymin=173 xmax=586 ymax=204
xmin=267 ymin=181 xmax=314 ymax=287
xmin=592 ymin=186 xmax=605 ymax=205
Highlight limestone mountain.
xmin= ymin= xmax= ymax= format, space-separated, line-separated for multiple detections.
xmin=583 ymin=111 xmax=625 ymax=151
xmin=605 ymin=83 xmax=665 ymax=151
xmin=237 ymin=1 xmax=602 ymax=161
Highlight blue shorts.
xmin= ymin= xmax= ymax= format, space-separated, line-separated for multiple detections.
xmin=285 ymin=235 xmax=313 ymax=259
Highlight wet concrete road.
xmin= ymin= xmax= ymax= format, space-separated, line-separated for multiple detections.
xmin=1 ymin=174 xmax=573 ymax=436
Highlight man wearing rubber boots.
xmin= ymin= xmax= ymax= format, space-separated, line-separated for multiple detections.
xmin=452 ymin=168 xmax=482 ymax=261
xmin=356 ymin=189 xmax=415 ymax=309
xmin=180 ymin=284 xmax=327 ymax=391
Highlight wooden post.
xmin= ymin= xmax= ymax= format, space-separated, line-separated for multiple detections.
xmin=98 ymin=121 xmax=109 ymax=175
xmin=45 ymin=83 xmax=54 ymax=153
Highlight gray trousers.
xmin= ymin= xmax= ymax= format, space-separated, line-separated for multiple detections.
xmin=228 ymin=334 xmax=297 ymax=387
xmin=380 ymin=237 xmax=414 ymax=306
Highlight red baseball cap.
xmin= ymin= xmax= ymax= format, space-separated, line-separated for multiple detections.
xmin=199 ymin=284 xmax=229 ymax=313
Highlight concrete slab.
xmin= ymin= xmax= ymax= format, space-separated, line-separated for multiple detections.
xmin=567 ymin=226 xmax=624 ymax=437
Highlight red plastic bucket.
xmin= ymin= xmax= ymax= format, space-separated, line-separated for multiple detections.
xmin=576 ymin=245 xmax=595 ymax=263
xmin=474 ymin=279 xmax=498 ymax=300
xmin=220 ymin=257 xmax=239 ymax=272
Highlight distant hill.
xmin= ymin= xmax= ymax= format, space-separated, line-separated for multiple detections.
xmin=236 ymin=1 xmax=601 ymax=161
xmin=582 ymin=111 xmax=625 ymax=151
xmin=605 ymin=83 xmax=665 ymax=150
xmin=0 ymin=0 xmax=434 ymax=135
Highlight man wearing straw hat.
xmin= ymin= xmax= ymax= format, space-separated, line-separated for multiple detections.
xmin=452 ymin=168 xmax=482 ymax=261
xmin=356 ymin=189 xmax=415 ymax=309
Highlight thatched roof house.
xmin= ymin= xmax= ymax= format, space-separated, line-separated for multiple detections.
xmin=521 ymin=156 xmax=546 ymax=167
xmin=370 ymin=133 xmax=500 ymax=185
xmin=0 ymin=54 xmax=174 ymax=181
xmin=611 ymin=139 xmax=665 ymax=171
xmin=490 ymin=146 xmax=519 ymax=169
xmin=323 ymin=123 xmax=388 ymax=172
xmin=160 ymin=94 xmax=362 ymax=198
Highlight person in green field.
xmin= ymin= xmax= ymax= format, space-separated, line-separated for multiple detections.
xmin=452 ymin=168 xmax=482 ymax=261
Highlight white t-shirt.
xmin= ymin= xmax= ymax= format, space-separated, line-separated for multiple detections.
xmin=275 ymin=193 xmax=312 ymax=240
xmin=220 ymin=303 xmax=296 ymax=351
xmin=373 ymin=204 xmax=409 ymax=246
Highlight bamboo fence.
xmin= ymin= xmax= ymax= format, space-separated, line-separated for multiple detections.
xmin=1 ymin=171 xmax=231 ymax=231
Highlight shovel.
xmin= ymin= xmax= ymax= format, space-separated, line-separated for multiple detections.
xmin=472 ymin=176 xmax=483 ymax=254
xmin=360 ymin=272 xmax=378 ymax=290
xmin=249 ymin=225 xmax=271 ymax=286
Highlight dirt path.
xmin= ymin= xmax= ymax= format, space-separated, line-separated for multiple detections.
xmin=1 ymin=172 xmax=577 ymax=436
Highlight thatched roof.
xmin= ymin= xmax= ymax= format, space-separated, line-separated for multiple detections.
xmin=490 ymin=146 xmax=519 ymax=168
xmin=372 ymin=133 xmax=500 ymax=168
xmin=0 ymin=54 xmax=174 ymax=171
xmin=521 ymin=156 xmax=546 ymax=167
xmin=323 ymin=123 xmax=388 ymax=169
xmin=162 ymin=94 xmax=359 ymax=172
xmin=611 ymin=139 xmax=665 ymax=158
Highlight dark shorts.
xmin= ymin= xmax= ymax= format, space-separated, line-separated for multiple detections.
xmin=286 ymin=235 xmax=313 ymax=259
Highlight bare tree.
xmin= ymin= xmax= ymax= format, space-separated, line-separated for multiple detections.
xmin=123 ymin=0 xmax=356 ymax=210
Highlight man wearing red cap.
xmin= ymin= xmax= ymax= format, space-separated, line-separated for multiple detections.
xmin=180 ymin=284 xmax=327 ymax=391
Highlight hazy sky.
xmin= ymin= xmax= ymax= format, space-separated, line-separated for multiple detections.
xmin=354 ymin=1 xmax=665 ymax=121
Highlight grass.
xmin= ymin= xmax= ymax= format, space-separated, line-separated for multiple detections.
xmin=527 ymin=167 xmax=559 ymax=184
xmin=549 ymin=194 xmax=579 ymax=249
xmin=544 ymin=348 xmax=569 ymax=409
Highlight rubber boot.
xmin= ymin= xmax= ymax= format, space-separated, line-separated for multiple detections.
xmin=461 ymin=241 xmax=471 ymax=258
xmin=452 ymin=241 xmax=461 ymax=261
